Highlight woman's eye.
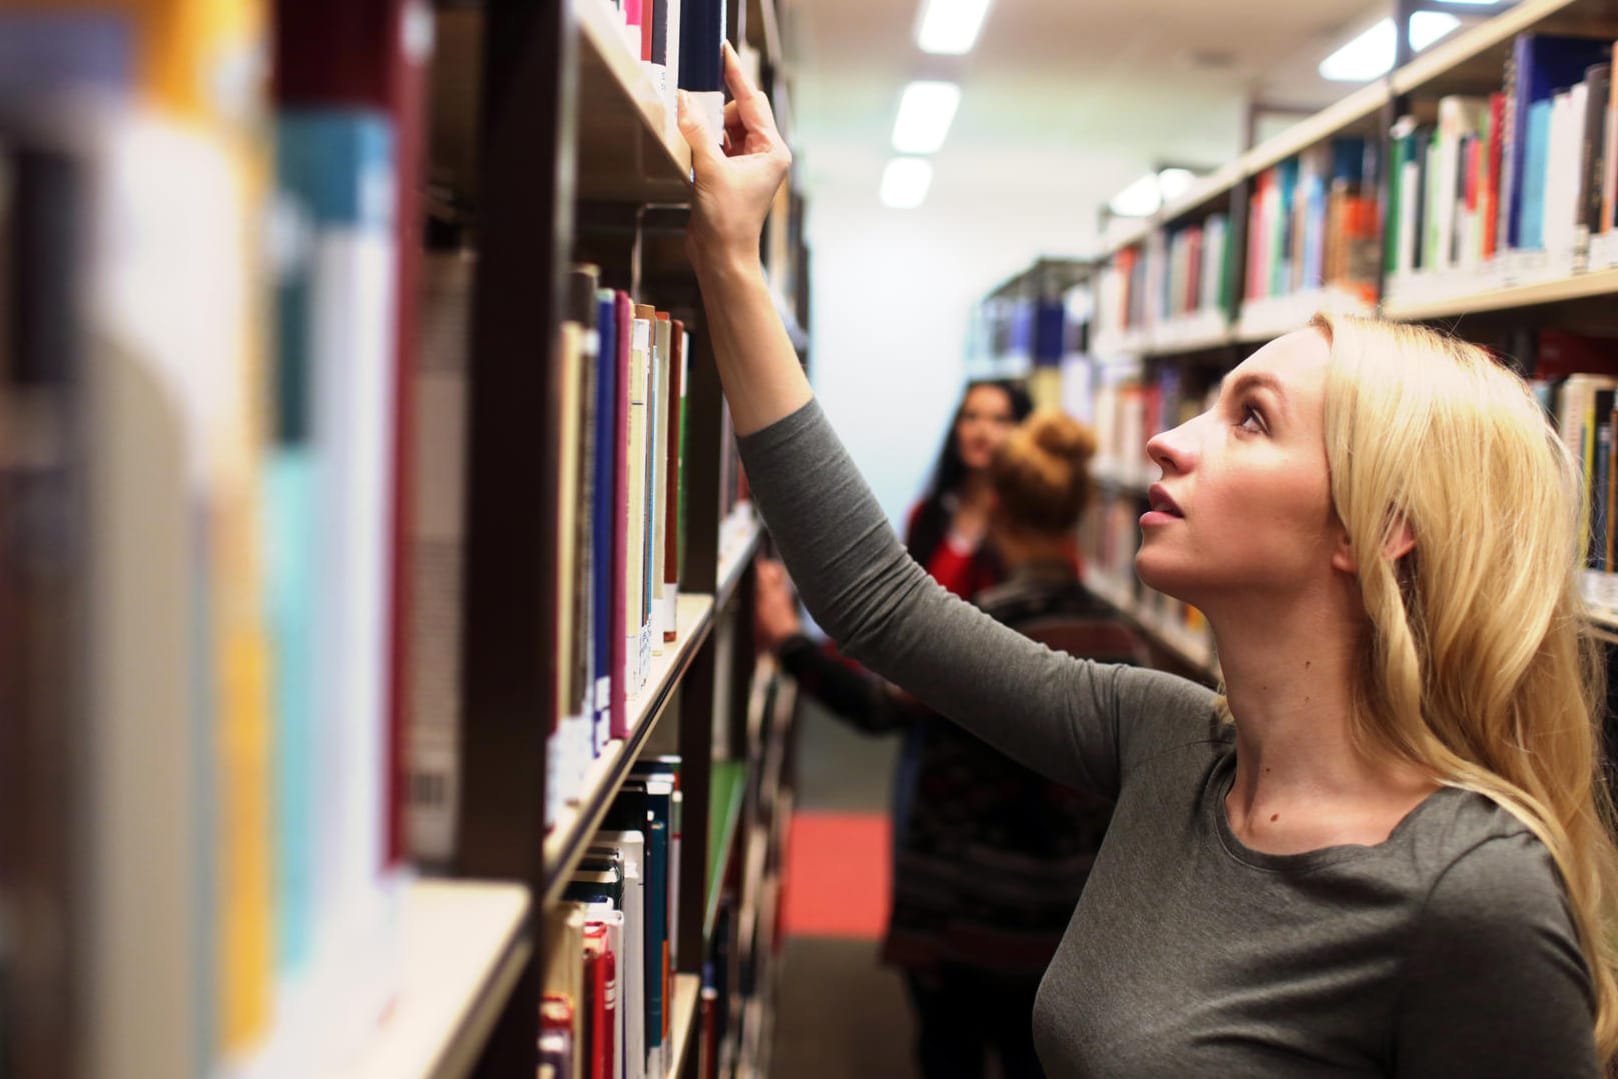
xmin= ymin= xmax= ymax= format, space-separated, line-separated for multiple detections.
xmin=1238 ymin=405 xmax=1265 ymax=433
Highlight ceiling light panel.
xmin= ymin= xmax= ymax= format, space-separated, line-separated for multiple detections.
xmin=892 ymin=80 xmax=962 ymax=155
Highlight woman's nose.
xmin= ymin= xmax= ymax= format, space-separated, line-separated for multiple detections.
xmin=1146 ymin=420 xmax=1194 ymax=475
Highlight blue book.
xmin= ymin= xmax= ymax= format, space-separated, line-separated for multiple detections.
xmin=1520 ymin=99 xmax=1554 ymax=250
xmin=592 ymin=290 xmax=619 ymax=753
xmin=273 ymin=109 xmax=397 ymax=978
xmin=1505 ymin=34 xmax=1613 ymax=249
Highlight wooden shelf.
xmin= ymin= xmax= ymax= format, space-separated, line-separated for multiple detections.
xmin=543 ymin=594 xmax=717 ymax=905
xmin=716 ymin=506 xmax=762 ymax=611
xmin=333 ymin=881 xmax=531 ymax=1079
xmin=1145 ymin=311 xmax=1235 ymax=356
xmin=574 ymin=0 xmax=693 ymax=201
xmin=704 ymin=761 xmax=748 ymax=940
xmin=1383 ymin=266 xmax=1618 ymax=321
xmin=666 ymin=973 xmax=703 ymax=1079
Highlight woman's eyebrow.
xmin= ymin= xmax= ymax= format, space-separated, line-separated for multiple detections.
xmin=1227 ymin=372 xmax=1288 ymax=420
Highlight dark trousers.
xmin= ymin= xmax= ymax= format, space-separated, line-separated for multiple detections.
xmin=905 ymin=967 xmax=1045 ymax=1079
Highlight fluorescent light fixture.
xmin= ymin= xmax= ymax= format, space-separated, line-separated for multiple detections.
xmin=1109 ymin=172 xmax=1163 ymax=218
xmin=1319 ymin=10 xmax=1468 ymax=82
xmin=1409 ymin=10 xmax=1461 ymax=49
xmin=892 ymin=81 xmax=962 ymax=154
xmin=917 ymin=0 xmax=993 ymax=55
xmin=1158 ymin=167 xmax=1195 ymax=203
xmin=880 ymin=157 xmax=934 ymax=209
xmin=1107 ymin=168 xmax=1196 ymax=218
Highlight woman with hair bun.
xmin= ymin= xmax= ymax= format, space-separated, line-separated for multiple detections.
xmin=679 ymin=49 xmax=1618 ymax=1076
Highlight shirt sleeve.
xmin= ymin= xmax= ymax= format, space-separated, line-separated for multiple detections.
xmin=1394 ymin=832 xmax=1599 ymax=1078
xmin=737 ymin=399 xmax=1218 ymax=797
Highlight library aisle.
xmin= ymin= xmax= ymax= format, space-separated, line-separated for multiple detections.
xmin=769 ymin=698 xmax=915 ymax=1079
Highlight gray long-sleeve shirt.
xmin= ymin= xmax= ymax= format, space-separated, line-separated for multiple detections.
xmin=738 ymin=400 xmax=1599 ymax=1077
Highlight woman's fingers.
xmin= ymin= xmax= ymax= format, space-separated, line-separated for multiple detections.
xmin=676 ymin=90 xmax=724 ymax=169
xmin=721 ymin=41 xmax=784 ymax=154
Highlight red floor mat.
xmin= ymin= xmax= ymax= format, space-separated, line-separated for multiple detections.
xmin=781 ymin=812 xmax=891 ymax=940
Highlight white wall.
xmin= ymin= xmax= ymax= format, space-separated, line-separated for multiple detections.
xmin=805 ymin=191 xmax=1100 ymax=529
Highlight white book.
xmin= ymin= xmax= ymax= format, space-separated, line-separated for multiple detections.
xmin=595 ymin=831 xmax=647 ymax=1079
xmin=624 ymin=316 xmax=651 ymax=696
xmin=649 ymin=318 xmax=671 ymax=653
xmin=1399 ymin=159 xmax=1420 ymax=275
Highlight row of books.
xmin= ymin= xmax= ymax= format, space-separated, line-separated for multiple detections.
xmin=0 ymin=1 xmax=434 ymax=1074
xmin=405 ymin=257 xmax=696 ymax=862
xmin=543 ymin=759 xmax=684 ymax=1079
xmin=1529 ymin=333 xmax=1618 ymax=585
xmin=1095 ymin=214 xmax=1236 ymax=340
xmin=597 ymin=0 xmax=726 ymax=133
xmin=1244 ymin=137 xmax=1379 ymax=309
xmin=1386 ymin=33 xmax=1618 ymax=292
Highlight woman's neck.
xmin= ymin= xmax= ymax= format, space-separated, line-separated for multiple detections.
xmin=1210 ymin=587 xmax=1439 ymax=853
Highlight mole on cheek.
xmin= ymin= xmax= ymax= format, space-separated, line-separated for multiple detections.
xmin=1270 ymin=814 xmax=1279 ymax=823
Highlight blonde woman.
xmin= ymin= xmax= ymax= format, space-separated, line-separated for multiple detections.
xmin=677 ymin=48 xmax=1618 ymax=1077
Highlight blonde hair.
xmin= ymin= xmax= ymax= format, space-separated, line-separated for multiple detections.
xmin=990 ymin=408 xmax=1097 ymax=535
xmin=1314 ymin=312 xmax=1618 ymax=1062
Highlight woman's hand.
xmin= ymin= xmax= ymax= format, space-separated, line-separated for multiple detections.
xmin=677 ymin=42 xmax=792 ymax=274
xmin=754 ymin=558 xmax=804 ymax=651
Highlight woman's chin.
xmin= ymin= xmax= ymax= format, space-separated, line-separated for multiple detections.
xmin=1134 ymin=552 xmax=1190 ymax=603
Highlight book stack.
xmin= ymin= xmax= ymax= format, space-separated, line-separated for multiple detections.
xmin=1386 ymin=34 xmax=1618 ymax=305
xmin=1240 ymin=136 xmax=1378 ymax=336
xmin=544 ymin=759 xmax=684 ymax=1079
xmin=406 ymin=262 xmax=694 ymax=856
xmin=1159 ymin=214 xmax=1235 ymax=331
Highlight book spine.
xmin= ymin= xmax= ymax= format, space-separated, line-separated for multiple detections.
xmin=610 ymin=293 xmax=632 ymax=736
xmin=624 ymin=312 xmax=651 ymax=698
xmin=1606 ymin=43 xmax=1618 ymax=235
xmin=593 ymin=291 xmax=619 ymax=753
xmin=649 ymin=314 xmax=672 ymax=654
xmin=554 ymin=319 xmax=585 ymax=810
xmin=663 ymin=321 xmax=685 ymax=642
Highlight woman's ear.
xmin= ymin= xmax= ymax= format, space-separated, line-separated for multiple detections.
xmin=1331 ymin=514 xmax=1415 ymax=575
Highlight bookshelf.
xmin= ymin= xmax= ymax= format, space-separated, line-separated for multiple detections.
xmin=1051 ymin=0 xmax=1618 ymax=659
xmin=0 ymin=0 xmax=804 ymax=1076
xmin=446 ymin=0 xmax=810 ymax=1071
xmin=334 ymin=882 xmax=531 ymax=1079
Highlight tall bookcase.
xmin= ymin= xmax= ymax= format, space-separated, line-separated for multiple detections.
xmin=994 ymin=0 xmax=1618 ymax=684
xmin=0 ymin=0 xmax=807 ymax=1075
xmin=441 ymin=0 xmax=808 ymax=1076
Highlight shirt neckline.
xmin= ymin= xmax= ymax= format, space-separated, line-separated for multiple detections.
xmin=1206 ymin=750 xmax=1461 ymax=873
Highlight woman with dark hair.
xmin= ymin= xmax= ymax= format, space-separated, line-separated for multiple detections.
xmin=905 ymin=380 xmax=1033 ymax=599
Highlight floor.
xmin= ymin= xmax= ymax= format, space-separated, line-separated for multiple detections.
xmin=767 ymin=695 xmax=919 ymax=1079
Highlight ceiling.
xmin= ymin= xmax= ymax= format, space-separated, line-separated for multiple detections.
xmin=781 ymin=0 xmax=1394 ymax=241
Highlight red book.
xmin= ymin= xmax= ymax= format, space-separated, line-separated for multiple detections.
xmin=1185 ymin=226 xmax=1203 ymax=315
xmin=611 ymin=292 xmax=633 ymax=739
xmin=1484 ymin=92 xmax=1505 ymax=257
xmin=582 ymin=923 xmax=615 ymax=1079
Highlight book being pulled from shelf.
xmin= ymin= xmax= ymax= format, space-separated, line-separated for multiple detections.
xmin=1385 ymin=33 xmax=1618 ymax=306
